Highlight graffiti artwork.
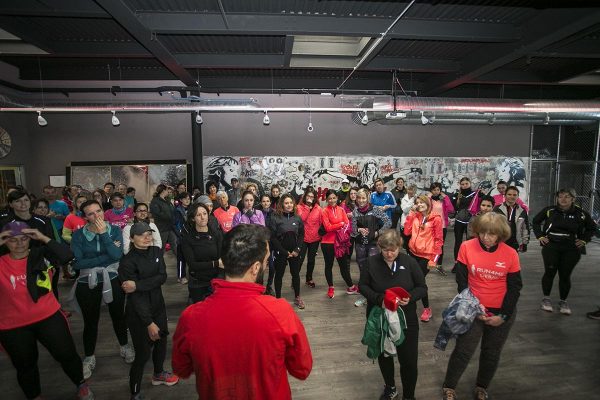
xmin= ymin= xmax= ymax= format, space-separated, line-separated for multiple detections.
xmin=203 ymin=156 xmax=529 ymax=204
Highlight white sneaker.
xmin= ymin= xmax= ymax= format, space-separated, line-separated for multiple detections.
xmin=540 ymin=297 xmax=553 ymax=312
xmin=354 ymin=297 xmax=367 ymax=307
xmin=82 ymin=355 xmax=96 ymax=380
xmin=558 ymin=300 xmax=572 ymax=315
xmin=120 ymin=344 xmax=135 ymax=364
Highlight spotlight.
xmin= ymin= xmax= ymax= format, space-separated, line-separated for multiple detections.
xmin=195 ymin=110 xmax=203 ymax=124
xmin=385 ymin=111 xmax=407 ymax=120
xmin=263 ymin=110 xmax=270 ymax=126
xmin=420 ymin=111 xmax=429 ymax=125
xmin=37 ymin=111 xmax=47 ymax=127
xmin=543 ymin=113 xmax=550 ymax=125
xmin=111 ymin=111 xmax=120 ymax=127
xmin=488 ymin=113 xmax=496 ymax=125
xmin=307 ymin=122 xmax=314 ymax=133
xmin=361 ymin=111 xmax=369 ymax=125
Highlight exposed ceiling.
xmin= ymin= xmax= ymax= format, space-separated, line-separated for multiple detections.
xmin=1 ymin=0 xmax=600 ymax=100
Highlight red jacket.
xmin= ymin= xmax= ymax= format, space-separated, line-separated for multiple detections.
xmin=297 ymin=203 xmax=322 ymax=243
xmin=172 ymin=279 xmax=312 ymax=400
xmin=404 ymin=211 xmax=443 ymax=264
xmin=321 ymin=205 xmax=349 ymax=244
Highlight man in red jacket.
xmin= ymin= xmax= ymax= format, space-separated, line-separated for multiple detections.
xmin=172 ymin=224 xmax=313 ymax=400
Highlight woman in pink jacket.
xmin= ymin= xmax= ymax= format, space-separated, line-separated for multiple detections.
xmin=297 ymin=187 xmax=322 ymax=288
xmin=428 ymin=182 xmax=455 ymax=274
xmin=321 ymin=190 xmax=358 ymax=299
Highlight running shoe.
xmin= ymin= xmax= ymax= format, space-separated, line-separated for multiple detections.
xmin=120 ymin=344 xmax=135 ymax=364
xmin=540 ymin=297 xmax=553 ymax=312
xmin=305 ymin=280 xmax=316 ymax=288
xmin=436 ymin=265 xmax=447 ymax=276
xmin=420 ymin=307 xmax=432 ymax=322
xmin=76 ymin=383 xmax=95 ymax=400
xmin=327 ymin=286 xmax=335 ymax=299
xmin=442 ymin=388 xmax=457 ymax=400
xmin=354 ymin=297 xmax=367 ymax=307
xmin=294 ymin=296 xmax=306 ymax=309
xmin=151 ymin=371 xmax=180 ymax=386
xmin=586 ymin=308 xmax=600 ymax=320
xmin=558 ymin=300 xmax=571 ymax=315
xmin=178 ymin=277 xmax=188 ymax=285
xmin=346 ymin=284 xmax=359 ymax=295
xmin=130 ymin=394 xmax=144 ymax=400
xmin=264 ymin=286 xmax=275 ymax=296
xmin=82 ymin=355 xmax=96 ymax=380
xmin=473 ymin=386 xmax=488 ymax=400
xmin=379 ymin=385 xmax=398 ymax=400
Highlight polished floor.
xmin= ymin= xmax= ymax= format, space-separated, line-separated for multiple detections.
xmin=2 ymin=234 xmax=600 ymax=400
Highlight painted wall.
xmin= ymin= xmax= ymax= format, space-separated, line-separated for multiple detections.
xmin=0 ymin=113 xmax=31 ymax=188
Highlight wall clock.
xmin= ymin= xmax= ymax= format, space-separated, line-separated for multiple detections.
xmin=0 ymin=127 xmax=11 ymax=159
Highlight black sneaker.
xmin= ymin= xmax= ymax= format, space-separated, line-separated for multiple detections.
xmin=587 ymin=308 xmax=600 ymax=320
xmin=264 ymin=286 xmax=275 ymax=296
xmin=380 ymin=385 xmax=398 ymax=400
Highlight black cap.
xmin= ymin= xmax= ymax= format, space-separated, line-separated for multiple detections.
xmin=130 ymin=222 xmax=155 ymax=237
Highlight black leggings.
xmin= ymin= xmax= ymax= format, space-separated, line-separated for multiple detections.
xmin=377 ymin=325 xmax=419 ymax=399
xmin=274 ymin=251 xmax=301 ymax=298
xmin=454 ymin=222 xmax=469 ymax=262
xmin=298 ymin=241 xmax=320 ymax=282
xmin=75 ymin=278 xmax=128 ymax=356
xmin=541 ymin=245 xmax=581 ymax=300
xmin=127 ymin=313 xmax=166 ymax=395
xmin=0 ymin=311 xmax=84 ymax=399
xmin=413 ymin=255 xmax=430 ymax=308
xmin=321 ymin=243 xmax=353 ymax=287
xmin=176 ymin=242 xmax=186 ymax=279
xmin=439 ymin=228 xmax=448 ymax=266
xmin=443 ymin=312 xmax=515 ymax=390
xmin=189 ymin=285 xmax=212 ymax=303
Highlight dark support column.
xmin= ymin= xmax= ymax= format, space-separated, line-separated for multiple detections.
xmin=191 ymin=112 xmax=203 ymax=188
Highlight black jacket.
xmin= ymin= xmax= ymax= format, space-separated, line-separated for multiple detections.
xmin=181 ymin=225 xmax=223 ymax=287
xmin=532 ymin=205 xmax=596 ymax=253
xmin=150 ymin=196 xmax=175 ymax=233
xmin=359 ymin=252 xmax=427 ymax=326
xmin=268 ymin=212 xmax=304 ymax=254
xmin=26 ymin=240 xmax=74 ymax=302
xmin=0 ymin=214 xmax=54 ymax=256
xmin=118 ymin=246 xmax=167 ymax=330
xmin=351 ymin=205 xmax=391 ymax=245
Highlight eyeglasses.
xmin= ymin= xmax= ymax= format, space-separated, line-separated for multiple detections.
xmin=136 ymin=209 xmax=148 ymax=213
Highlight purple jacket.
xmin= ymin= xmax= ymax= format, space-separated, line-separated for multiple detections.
xmin=232 ymin=209 xmax=266 ymax=227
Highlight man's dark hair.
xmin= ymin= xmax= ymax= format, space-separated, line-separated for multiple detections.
xmin=126 ymin=187 xmax=136 ymax=194
xmin=479 ymin=195 xmax=495 ymax=206
xmin=104 ymin=182 xmax=115 ymax=188
xmin=222 ymin=224 xmax=271 ymax=278
xmin=496 ymin=180 xmax=507 ymax=186
xmin=80 ymin=200 xmax=102 ymax=215
xmin=177 ymin=192 xmax=191 ymax=201
xmin=506 ymin=185 xmax=520 ymax=195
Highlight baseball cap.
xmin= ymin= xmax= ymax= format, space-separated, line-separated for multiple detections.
xmin=130 ymin=222 xmax=155 ymax=237
xmin=195 ymin=194 xmax=212 ymax=206
xmin=342 ymin=178 xmax=350 ymax=184
xmin=2 ymin=221 xmax=30 ymax=237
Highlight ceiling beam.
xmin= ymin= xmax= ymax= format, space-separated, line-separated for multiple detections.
xmin=283 ymin=36 xmax=294 ymax=68
xmin=366 ymin=57 xmax=459 ymax=72
xmin=0 ymin=0 xmax=109 ymax=18
xmin=140 ymin=13 xmax=519 ymax=43
xmin=95 ymin=0 xmax=195 ymax=85
xmin=474 ymin=70 xmax=547 ymax=84
xmin=48 ymin=42 xmax=151 ymax=57
xmin=421 ymin=8 xmax=600 ymax=96
xmin=176 ymin=54 xmax=284 ymax=68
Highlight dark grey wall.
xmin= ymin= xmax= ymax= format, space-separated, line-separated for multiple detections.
xmin=0 ymin=109 xmax=530 ymax=195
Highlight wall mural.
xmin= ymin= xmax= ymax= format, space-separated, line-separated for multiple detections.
xmin=203 ymin=156 xmax=529 ymax=204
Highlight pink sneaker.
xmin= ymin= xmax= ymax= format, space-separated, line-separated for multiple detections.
xmin=327 ymin=286 xmax=335 ymax=299
xmin=152 ymin=371 xmax=180 ymax=386
xmin=420 ymin=307 xmax=432 ymax=322
xmin=346 ymin=284 xmax=359 ymax=295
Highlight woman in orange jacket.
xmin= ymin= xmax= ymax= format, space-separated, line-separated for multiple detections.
xmin=404 ymin=195 xmax=443 ymax=322
xmin=321 ymin=189 xmax=357 ymax=299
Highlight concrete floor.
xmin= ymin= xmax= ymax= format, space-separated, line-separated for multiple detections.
xmin=2 ymin=234 xmax=599 ymax=400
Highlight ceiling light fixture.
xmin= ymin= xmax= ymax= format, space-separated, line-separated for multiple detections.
xmin=263 ymin=110 xmax=270 ymax=125
xmin=37 ymin=110 xmax=47 ymax=127
xmin=195 ymin=110 xmax=203 ymax=124
xmin=361 ymin=111 xmax=369 ymax=125
xmin=111 ymin=110 xmax=120 ymax=127
xmin=543 ymin=113 xmax=550 ymax=125
xmin=488 ymin=113 xmax=496 ymax=125
xmin=420 ymin=111 xmax=430 ymax=125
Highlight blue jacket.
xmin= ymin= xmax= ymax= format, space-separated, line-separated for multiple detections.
xmin=370 ymin=191 xmax=397 ymax=220
xmin=434 ymin=288 xmax=482 ymax=351
xmin=71 ymin=224 xmax=123 ymax=281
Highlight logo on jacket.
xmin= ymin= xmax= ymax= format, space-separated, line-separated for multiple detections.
xmin=10 ymin=274 xmax=16 ymax=290
xmin=471 ymin=264 xmax=476 ymax=275
xmin=495 ymin=261 xmax=506 ymax=269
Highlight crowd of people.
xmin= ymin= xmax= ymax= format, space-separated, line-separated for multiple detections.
xmin=0 ymin=175 xmax=597 ymax=400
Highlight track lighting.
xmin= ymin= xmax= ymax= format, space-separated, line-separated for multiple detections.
xmin=307 ymin=122 xmax=314 ymax=133
xmin=111 ymin=111 xmax=120 ymax=127
xmin=488 ymin=113 xmax=496 ymax=125
xmin=420 ymin=111 xmax=430 ymax=125
xmin=195 ymin=110 xmax=203 ymax=124
xmin=361 ymin=111 xmax=369 ymax=125
xmin=37 ymin=111 xmax=47 ymax=127
xmin=263 ymin=110 xmax=270 ymax=125
xmin=543 ymin=113 xmax=550 ymax=125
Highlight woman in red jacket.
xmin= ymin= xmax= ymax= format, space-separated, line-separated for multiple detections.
xmin=297 ymin=187 xmax=322 ymax=288
xmin=321 ymin=189 xmax=357 ymax=299
xmin=404 ymin=195 xmax=443 ymax=322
